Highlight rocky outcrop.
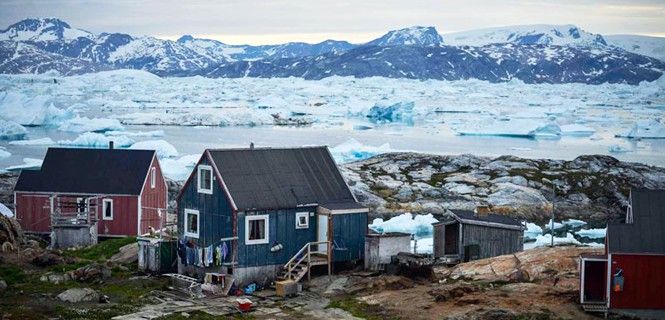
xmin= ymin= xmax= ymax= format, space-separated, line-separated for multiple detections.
xmin=57 ymin=288 xmax=100 ymax=303
xmin=343 ymin=153 xmax=665 ymax=222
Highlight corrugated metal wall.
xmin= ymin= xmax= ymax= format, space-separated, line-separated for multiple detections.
xmin=332 ymin=212 xmax=367 ymax=262
xmin=462 ymin=224 xmax=523 ymax=260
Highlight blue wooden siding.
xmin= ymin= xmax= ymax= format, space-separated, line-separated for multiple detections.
xmin=237 ymin=208 xmax=318 ymax=267
xmin=332 ymin=212 xmax=367 ymax=262
xmin=177 ymin=157 xmax=234 ymax=247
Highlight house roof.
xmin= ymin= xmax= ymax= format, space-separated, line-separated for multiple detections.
xmin=607 ymin=189 xmax=665 ymax=254
xmin=207 ymin=146 xmax=358 ymax=211
xmin=14 ymin=147 xmax=155 ymax=195
xmin=434 ymin=209 xmax=523 ymax=230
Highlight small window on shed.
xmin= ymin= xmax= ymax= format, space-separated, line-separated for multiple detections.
xmin=185 ymin=209 xmax=199 ymax=238
xmin=150 ymin=167 xmax=156 ymax=189
xmin=296 ymin=212 xmax=309 ymax=229
xmin=246 ymin=214 xmax=269 ymax=245
xmin=102 ymin=199 xmax=113 ymax=220
xmin=197 ymin=165 xmax=213 ymax=194
xmin=76 ymin=198 xmax=87 ymax=213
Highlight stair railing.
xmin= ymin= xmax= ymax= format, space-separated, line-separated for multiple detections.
xmin=282 ymin=241 xmax=329 ymax=280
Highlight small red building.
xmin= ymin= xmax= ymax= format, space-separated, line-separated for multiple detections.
xmin=580 ymin=189 xmax=665 ymax=316
xmin=14 ymin=147 xmax=168 ymax=237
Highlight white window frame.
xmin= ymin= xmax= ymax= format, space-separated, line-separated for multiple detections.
xmin=150 ymin=167 xmax=156 ymax=189
xmin=102 ymin=199 xmax=114 ymax=220
xmin=295 ymin=212 xmax=309 ymax=229
xmin=245 ymin=214 xmax=269 ymax=245
xmin=184 ymin=209 xmax=200 ymax=238
xmin=197 ymin=165 xmax=213 ymax=194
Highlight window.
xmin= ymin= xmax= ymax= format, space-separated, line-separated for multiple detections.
xmin=150 ymin=167 xmax=156 ymax=189
xmin=245 ymin=214 xmax=269 ymax=245
xmin=102 ymin=199 xmax=113 ymax=220
xmin=185 ymin=209 xmax=200 ymax=238
xmin=76 ymin=198 xmax=87 ymax=213
xmin=197 ymin=165 xmax=213 ymax=194
xmin=295 ymin=212 xmax=309 ymax=229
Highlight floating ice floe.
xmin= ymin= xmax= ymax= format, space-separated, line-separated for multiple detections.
xmin=368 ymin=213 xmax=438 ymax=238
xmin=560 ymin=124 xmax=596 ymax=137
xmin=0 ymin=148 xmax=10 ymax=159
xmin=523 ymin=222 xmax=543 ymax=240
xmin=58 ymin=132 xmax=134 ymax=148
xmin=119 ymin=110 xmax=271 ymax=127
xmin=160 ymin=154 xmax=200 ymax=181
xmin=454 ymin=119 xmax=561 ymax=138
xmin=9 ymin=137 xmax=55 ymax=146
xmin=543 ymin=219 xmax=564 ymax=230
xmin=0 ymin=92 xmax=73 ymax=126
xmin=58 ymin=116 xmax=125 ymax=133
xmin=105 ymin=130 xmax=164 ymax=137
xmin=524 ymin=232 xmax=581 ymax=249
xmin=0 ymin=203 xmax=13 ymax=218
xmin=576 ymin=228 xmax=606 ymax=239
xmin=562 ymin=219 xmax=587 ymax=228
xmin=608 ymin=145 xmax=631 ymax=153
xmin=366 ymin=101 xmax=415 ymax=125
xmin=6 ymin=158 xmax=43 ymax=171
xmin=129 ymin=140 xmax=178 ymax=158
xmin=329 ymin=138 xmax=393 ymax=163
xmin=616 ymin=120 xmax=665 ymax=139
xmin=0 ymin=119 xmax=27 ymax=140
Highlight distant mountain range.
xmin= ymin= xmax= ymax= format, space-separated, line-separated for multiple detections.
xmin=0 ymin=18 xmax=663 ymax=84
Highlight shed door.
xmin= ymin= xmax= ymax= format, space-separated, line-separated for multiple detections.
xmin=581 ymin=259 xmax=607 ymax=303
xmin=444 ymin=223 xmax=459 ymax=255
xmin=318 ymin=215 xmax=329 ymax=254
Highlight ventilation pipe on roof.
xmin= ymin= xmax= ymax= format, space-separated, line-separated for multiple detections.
xmin=109 ymin=141 xmax=114 ymax=150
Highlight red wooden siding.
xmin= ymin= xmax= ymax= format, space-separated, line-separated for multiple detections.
xmin=610 ymin=254 xmax=665 ymax=309
xmin=93 ymin=195 xmax=139 ymax=236
xmin=139 ymin=156 xmax=168 ymax=234
xmin=15 ymin=193 xmax=51 ymax=233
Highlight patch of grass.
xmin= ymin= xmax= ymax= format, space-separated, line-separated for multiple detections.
xmin=156 ymin=310 xmax=243 ymax=320
xmin=48 ymin=260 xmax=89 ymax=273
xmin=54 ymin=303 xmax=140 ymax=320
xmin=428 ymin=172 xmax=449 ymax=186
xmin=0 ymin=264 xmax=26 ymax=285
xmin=100 ymin=278 xmax=168 ymax=304
xmin=327 ymin=297 xmax=400 ymax=320
xmin=64 ymin=237 xmax=136 ymax=261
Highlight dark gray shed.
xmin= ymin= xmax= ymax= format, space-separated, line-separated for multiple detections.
xmin=432 ymin=208 xmax=524 ymax=263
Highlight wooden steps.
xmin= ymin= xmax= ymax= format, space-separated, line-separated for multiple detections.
xmin=280 ymin=241 xmax=330 ymax=283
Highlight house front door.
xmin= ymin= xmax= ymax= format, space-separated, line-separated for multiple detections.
xmin=317 ymin=215 xmax=329 ymax=254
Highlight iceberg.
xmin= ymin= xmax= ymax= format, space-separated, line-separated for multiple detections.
xmin=329 ymin=138 xmax=393 ymax=163
xmin=160 ymin=154 xmax=200 ymax=181
xmin=454 ymin=119 xmax=561 ymax=138
xmin=58 ymin=132 xmax=134 ymax=148
xmin=412 ymin=237 xmax=433 ymax=254
xmin=368 ymin=213 xmax=438 ymax=238
xmin=58 ymin=116 xmax=125 ymax=133
xmin=524 ymin=232 xmax=581 ymax=249
xmin=608 ymin=145 xmax=631 ymax=153
xmin=543 ymin=219 xmax=564 ymax=230
xmin=105 ymin=130 xmax=164 ymax=137
xmin=0 ymin=92 xmax=73 ymax=126
xmin=616 ymin=120 xmax=665 ymax=139
xmin=560 ymin=124 xmax=596 ymax=137
xmin=9 ymin=137 xmax=55 ymax=146
xmin=576 ymin=228 xmax=606 ymax=239
xmin=0 ymin=119 xmax=27 ymax=140
xmin=6 ymin=158 xmax=43 ymax=171
xmin=366 ymin=101 xmax=415 ymax=125
xmin=0 ymin=148 xmax=10 ymax=159
xmin=524 ymin=222 xmax=543 ymax=240
xmin=129 ymin=140 xmax=178 ymax=158
xmin=0 ymin=203 xmax=13 ymax=218
xmin=562 ymin=219 xmax=587 ymax=228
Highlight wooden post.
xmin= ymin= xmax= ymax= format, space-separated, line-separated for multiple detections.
xmin=307 ymin=243 xmax=311 ymax=282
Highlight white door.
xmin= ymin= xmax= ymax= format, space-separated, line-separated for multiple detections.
xmin=317 ymin=215 xmax=329 ymax=253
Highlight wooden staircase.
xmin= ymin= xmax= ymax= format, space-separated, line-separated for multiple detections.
xmin=279 ymin=241 xmax=330 ymax=283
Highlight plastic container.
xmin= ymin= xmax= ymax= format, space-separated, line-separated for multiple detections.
xmin=237 ymin=298 xmax=252 ymax=312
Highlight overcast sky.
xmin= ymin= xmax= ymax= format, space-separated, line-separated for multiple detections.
xmin=1 ymin=0 xmax=664 ymax=45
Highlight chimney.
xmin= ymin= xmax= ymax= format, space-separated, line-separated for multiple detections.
xmin=109 ymin=141 xmax=114 ymax=150
xmin=250 ymin=142 xmax=255 ymax=150
xmin=474 ymin=205 xmax=491 ymax=216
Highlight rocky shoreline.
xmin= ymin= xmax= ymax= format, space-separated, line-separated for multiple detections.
xmin=342 ymin=153 xmax=665 ymax=223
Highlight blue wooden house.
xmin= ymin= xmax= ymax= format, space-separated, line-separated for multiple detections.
xmin=176 ymin=146 xmax=368 ymax=286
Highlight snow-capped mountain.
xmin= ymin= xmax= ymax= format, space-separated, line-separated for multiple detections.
xmin=0 ymin=18 xmax=663 ymax=84
xmin=605 ymin=35 xmax=665 ymax=61
xmin=444 ymin=24 xmax=607 ymax=47
xmin=366 ymin=26 xmax=443 ymax=46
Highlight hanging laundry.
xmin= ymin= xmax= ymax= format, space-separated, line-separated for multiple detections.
xmin=215 ymin=245 xmax=222 ymax=266
xmin=205 ymin=245 xmax=214 ymax=266
xmin=197 ymin=248 xmax=204 ymax=267
xmin=178 ymin=239 xmax=186 ymax=264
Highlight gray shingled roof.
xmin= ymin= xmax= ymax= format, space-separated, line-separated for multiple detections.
xmin=207 ymin=146 xmax=357 ymax=211
xmin=434 ymin=209 xmax=523 ymax=230
xmin=14 ymin=148 xmax=155 ymax=195
xmin=607 ymin=189 xmax=665 ymax=254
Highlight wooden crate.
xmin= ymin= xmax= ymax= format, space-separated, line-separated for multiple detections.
xmin=275 ymin=279 xmax=297 ymax=297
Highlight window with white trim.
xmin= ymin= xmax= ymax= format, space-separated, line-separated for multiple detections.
xmin=245 ymin=214 xmax=269 ymax=245
xmin=185 ymin=209 xmax=200 ymax=238
xmin=102 ymin=199 xmax=113 ymax=220
xmin=150 ymin=167 xmax=156 ymax=189
xmin=76 ymin=198 xmax=87 ymax=213
xmin=197 ymin=165 xmax=213 ymax=194
xmin=295 ymin=212 xmax=309 ymax=229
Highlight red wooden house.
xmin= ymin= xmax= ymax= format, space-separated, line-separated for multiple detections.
xmin=580 ymin=189 xmax=665 ymax=316
xmin=14 ymin=146 xmax=168 ymax=237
